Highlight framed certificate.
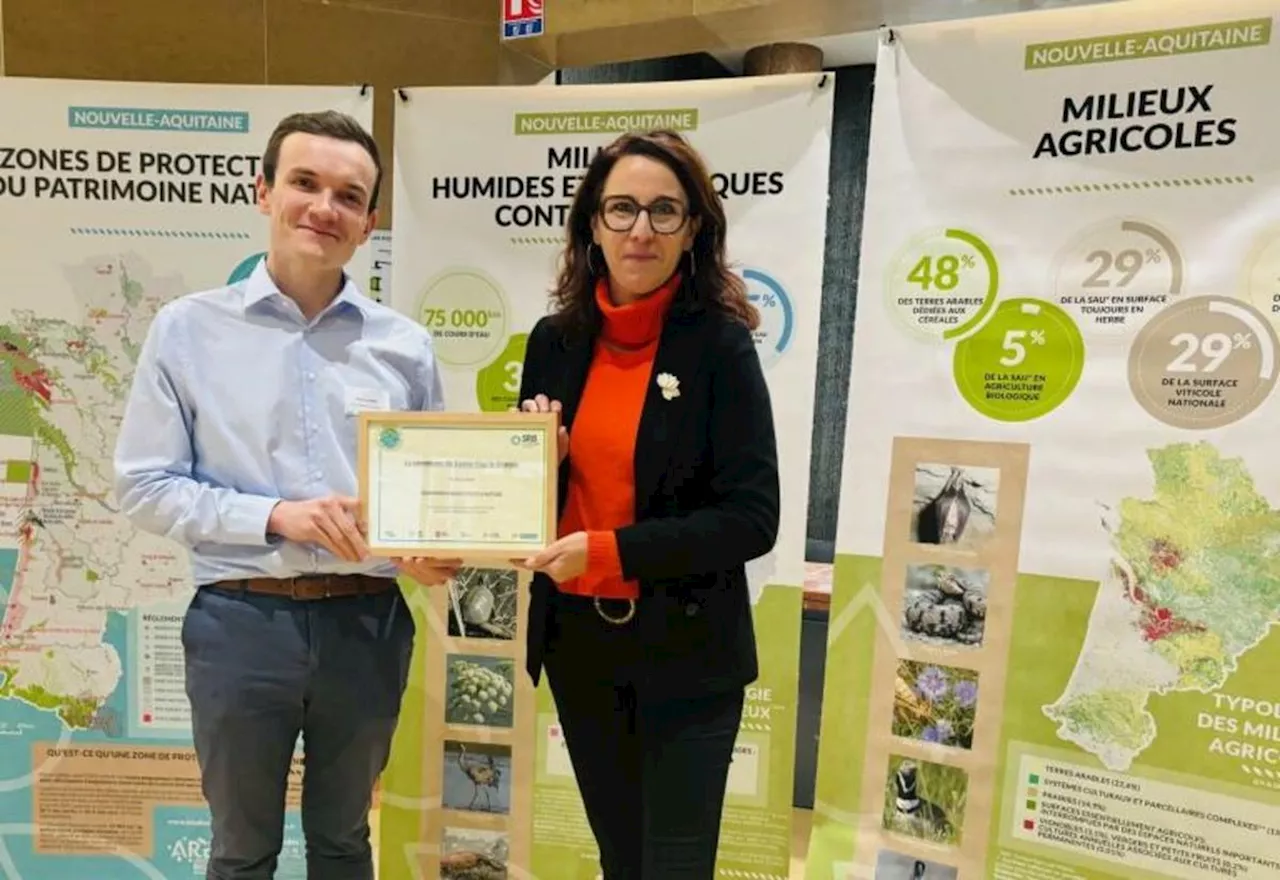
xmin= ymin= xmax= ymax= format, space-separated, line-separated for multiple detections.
xmin=356 ymin=410 xmax=558 ymax=560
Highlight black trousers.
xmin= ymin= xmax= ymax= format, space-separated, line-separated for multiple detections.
xmin=543 ymin=597 xmax=745 ymax=880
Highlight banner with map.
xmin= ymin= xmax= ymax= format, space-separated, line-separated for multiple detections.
xmin=379 ymin=74 xmax=833 ymax=880
xmin=0 ymin=77 xmax=372 ymax=879
xmin=805 ymin=1 xmax=1280 ymax=878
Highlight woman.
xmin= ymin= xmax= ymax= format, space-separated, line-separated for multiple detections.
xmin=516 ymin=129 xmax=779 ymax=879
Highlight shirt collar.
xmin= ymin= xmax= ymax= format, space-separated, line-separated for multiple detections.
xmin=242 ymin=256 xmax=371 ymax=317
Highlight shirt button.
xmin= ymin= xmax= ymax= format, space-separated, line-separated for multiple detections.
xmin=306 ymin=372 xmax=315 ymax=381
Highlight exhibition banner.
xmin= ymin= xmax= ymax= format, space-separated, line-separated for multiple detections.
xmin=381 ymin=74 xmax=833 ymax=880
xmin=0 ymin=77 xmax=373 ymax=879
xmin=805 ymin=1 xmax=1280 ymax=878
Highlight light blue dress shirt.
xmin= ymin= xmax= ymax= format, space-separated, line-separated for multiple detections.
xmin=113 ymin=259 xmax=444 ymax=586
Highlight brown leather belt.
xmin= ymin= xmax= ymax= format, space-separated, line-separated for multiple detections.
xmin=206 ymin=574 xmax=397 ymax=601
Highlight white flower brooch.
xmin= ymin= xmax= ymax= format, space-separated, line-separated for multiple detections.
xmin=656 ymin=372 xmax=680 ymax=401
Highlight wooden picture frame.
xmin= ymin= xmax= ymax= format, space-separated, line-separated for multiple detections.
xmin=357 ymin=409 xmax=558 ymax=561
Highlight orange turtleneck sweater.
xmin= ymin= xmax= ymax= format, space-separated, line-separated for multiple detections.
xmin=555 ymin=272 xmax=680 ymax=600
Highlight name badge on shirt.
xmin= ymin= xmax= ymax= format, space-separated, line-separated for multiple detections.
xmin=344 ymin=386 xmax=390 ymax=415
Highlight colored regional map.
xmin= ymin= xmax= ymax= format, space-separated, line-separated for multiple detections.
xmin=0 ymin=253 xmax=188 ymax=734
xmin=1044 ymin=442 xmax=1280 ymax=772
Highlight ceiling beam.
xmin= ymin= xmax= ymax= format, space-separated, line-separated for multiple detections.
xmin=501 ymin=0 xmax=1129 ymax=72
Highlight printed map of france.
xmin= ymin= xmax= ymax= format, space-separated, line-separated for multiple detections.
xmin=1044 ymin=442 xmax=1280 ymax=772
xmin=0 ymin=254 xmax=189 ymax=730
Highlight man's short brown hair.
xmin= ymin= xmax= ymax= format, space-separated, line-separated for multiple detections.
xmin=262 ymin=110 xmax=383 ymax=209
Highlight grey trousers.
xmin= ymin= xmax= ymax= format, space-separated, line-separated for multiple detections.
xmin=181 ymin=583 xmax=415 ymax=880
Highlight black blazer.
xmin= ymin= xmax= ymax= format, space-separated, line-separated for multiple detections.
xmin=518 ymin=298 xmax=780 ymax=701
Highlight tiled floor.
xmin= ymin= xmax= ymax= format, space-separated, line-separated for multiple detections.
xmin=369 ymin=806 xmax=815 ymax=878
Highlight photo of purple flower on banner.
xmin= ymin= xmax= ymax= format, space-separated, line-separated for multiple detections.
xmin=891 ymin=660 xmax=980 ymax=751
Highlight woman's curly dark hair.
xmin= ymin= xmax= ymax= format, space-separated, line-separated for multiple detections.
xmin=546 ymin=129 xmax=758 ymax=339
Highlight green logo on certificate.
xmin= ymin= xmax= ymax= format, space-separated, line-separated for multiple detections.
xmin=378 ymin=427 xmax=402 ymax=450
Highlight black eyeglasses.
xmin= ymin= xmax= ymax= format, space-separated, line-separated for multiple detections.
xmin=598 ymin=195 xmax=690 ymax=234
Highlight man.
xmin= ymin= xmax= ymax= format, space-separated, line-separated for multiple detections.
xmin=113 ymin=110 xmax=457 ymax=880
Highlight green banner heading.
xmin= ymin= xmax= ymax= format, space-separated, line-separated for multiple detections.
xmin=514 ymin=108 xmax=698 ymax=136
xmin=1025 ymin=17 xmax=1272 ymax=70
xmin=68 ymin=106 xmax=250 ymax=133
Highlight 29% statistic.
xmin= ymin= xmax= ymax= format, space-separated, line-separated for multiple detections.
xmin=1081 ymin=247 xmax=1163 ymax=288
xmin=1167 ymin=331 xmax=1253 ymax=373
